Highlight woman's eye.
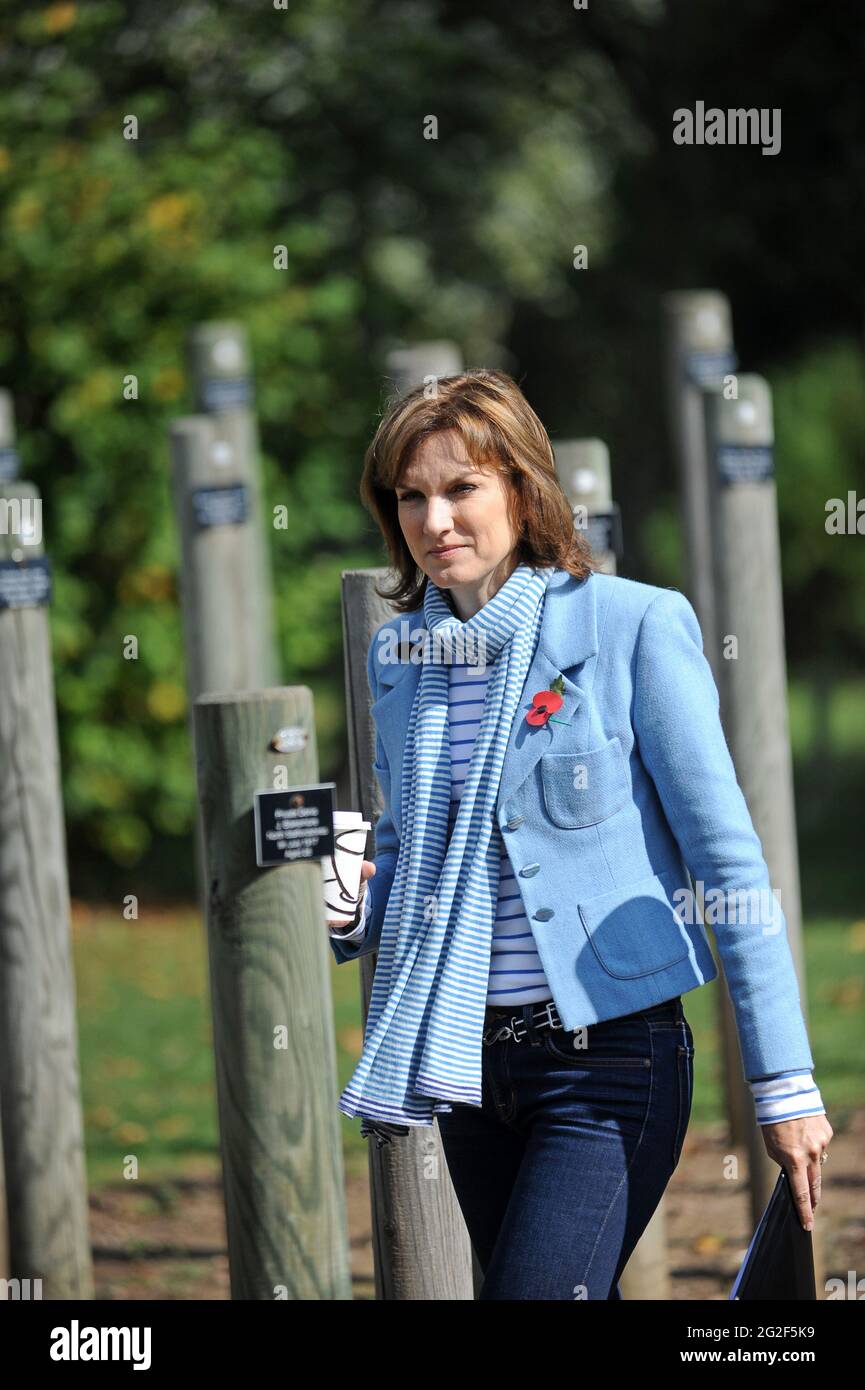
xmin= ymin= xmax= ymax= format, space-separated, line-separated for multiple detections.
xmin=398 ymin=484 xmax=476 ymax=501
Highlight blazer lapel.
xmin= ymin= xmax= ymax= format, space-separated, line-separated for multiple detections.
xmin=369 ymin=569 xmax=599 ymax=807
xmin=496 ymin=569 xmax=598 ymax=808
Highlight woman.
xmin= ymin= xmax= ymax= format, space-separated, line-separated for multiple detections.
xmin=328 ymin=368 xmax=832 ymax=1300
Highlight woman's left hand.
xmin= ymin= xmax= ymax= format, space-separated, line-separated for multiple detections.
xmin=760 ymin=1114 xmax=834 ymax=1230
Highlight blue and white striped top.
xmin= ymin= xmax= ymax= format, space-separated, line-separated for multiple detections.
xmin=332 ymin=662 xmax=825 ymax=1127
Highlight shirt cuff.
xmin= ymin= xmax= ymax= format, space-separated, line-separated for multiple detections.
xmin=327 ymin=888 xmax=371 ymax=944
xmin=749 ymin=1070 xmax=826 ymax=1125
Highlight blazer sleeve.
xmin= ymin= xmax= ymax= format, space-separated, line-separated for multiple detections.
xmin=633 ymin=588 xmax=816 ymax=1082
xmin=328 ymin=628 xmax=401 ymax=965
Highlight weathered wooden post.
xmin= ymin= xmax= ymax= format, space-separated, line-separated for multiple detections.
xmin=704 ymin=377 xmax=828 ymax=1288
xmin=702 ymin=378 xmax=826 ymax=1288
xmin=662 ymin=292 xmax=736 ymax=663
xmin=377 ymin=342 xmax=484 ymax=1296
xmin=554 ymin=438 xmax=622 ymax=574
xmin=0 ymin=480 xmax=93 ymax=1299
xmin=169 ymin=413 xmax=277 ymax=906
xmin=187 ymin=322 xmax=278 ymax=688
xmin=662 ymin=292 xmax=750 ymax=1148
xmin=0 ymin=390 xmax=20 ymax=484
xmin=555 ymin=439 xmax=670 ymax=1299
xmin=193 ymin=687 xmax=352 ymax=1299
xmin=339 ymin=569 xmax=476 ymax=1300
xmin=0 ymin=388 xmax=16 ymax=1283
xmin=384 ymin=341 xmax=463 ymax=397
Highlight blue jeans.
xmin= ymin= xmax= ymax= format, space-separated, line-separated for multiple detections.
xmin=437 ymin=994 xmax=694 ymax=1300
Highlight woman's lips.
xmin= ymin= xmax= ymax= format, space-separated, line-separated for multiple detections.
xmin=429 ymin=545 xmax=465 ymax=557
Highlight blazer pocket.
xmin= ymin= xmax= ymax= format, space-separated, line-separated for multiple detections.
xmin=578 ymin=867 xmax=690 ymax=978
xmin=541 ymin=736 xmax=629 ymax=828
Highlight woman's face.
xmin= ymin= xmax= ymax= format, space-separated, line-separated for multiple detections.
xmin=395 ymin=429 xmax=521 ymax=619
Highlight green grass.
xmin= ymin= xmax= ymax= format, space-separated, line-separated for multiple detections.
xmin=675 ymin=918 xmax=865 ymax=1128
xmin=73 ymin=906 xmax=220 ymax=1188
xmin=73 ymin=905 xmax=864 ymax=1186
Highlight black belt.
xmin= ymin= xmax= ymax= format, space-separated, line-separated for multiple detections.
xmin=482 ymin=997 xmax=564 ymax=1045
xmin=482 ymin=994 xmax=683 ymax=1045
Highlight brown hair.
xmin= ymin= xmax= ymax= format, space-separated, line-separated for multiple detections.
xmin=359 ymin=368 xmax=596 ymax=613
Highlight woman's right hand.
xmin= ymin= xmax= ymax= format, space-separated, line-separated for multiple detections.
xmin=326 ymin=860 xmax=376 ymax=930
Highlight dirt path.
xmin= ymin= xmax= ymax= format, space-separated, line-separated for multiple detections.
xmin=89 ymin=1114 xmax=864 ymax=1300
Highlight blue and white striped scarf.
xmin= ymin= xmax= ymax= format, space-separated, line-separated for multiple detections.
xmin=338 ymin=561 xmax=555 ymax=1141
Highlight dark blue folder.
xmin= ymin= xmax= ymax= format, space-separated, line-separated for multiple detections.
xmin=729 ymin=1167 xmax=816 ymax=1300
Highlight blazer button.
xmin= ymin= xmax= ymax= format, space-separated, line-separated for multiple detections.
xmin=520 ymin=863 xmax=540 ymax=877
xmin=506 ymin=815 xmax=524 ymax=830
xmin=533 ymin=908 xmax=555 ymax=921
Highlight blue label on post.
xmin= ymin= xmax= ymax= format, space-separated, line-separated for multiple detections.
xmin=0 ymin=448 xmax=19 ymax=481
xmin=684 ymin=350 xmax=737 ymax=387
xmin=584 ymin=506 xmax=623 ymax=561
xmin=200 ymin=376 xmax=253 ymax=411
xmin=191 ymin=483 xmax=250 ymax=529
xmin=0 ymin=556 xmax=52 ymax=609
xmin=717 ymin=444 xmax=774 ymax=484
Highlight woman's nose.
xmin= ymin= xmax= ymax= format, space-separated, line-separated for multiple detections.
xmin=423 ymin=499 xmax=455 ymax=532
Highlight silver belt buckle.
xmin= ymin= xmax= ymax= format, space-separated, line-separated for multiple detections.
xmin=483 ymin=1010 xmax=524 ymax=1045
xmin=483 ymin=1017 xmax=511 ymax=1045
xmin=537 ymin=999 xmax=561 ymax=1031
xmin=510 ymin=1012 xmax=527 ymax=1042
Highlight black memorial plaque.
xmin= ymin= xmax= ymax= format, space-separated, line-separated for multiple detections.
xmin=190 ymin=483 xmax=250 ymax=529
xmin=254 ymin=782 xmax=336 ymax=868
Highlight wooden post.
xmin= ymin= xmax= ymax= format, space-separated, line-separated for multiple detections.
xmin=384 ymin=342 xmax=463 ymax=398
xmin=187 ymin=322 xmax=278 ymax=688
xmin=193 ymin=687 xmax=352 ymax=1299
xmin=169 ymin=414 xmax=277 ymax=906
xmin=553 ymin=438 xmax=622 ymax=573
xmin=0 ymin=481 xmax=93 ymax=1299
xmin=340 ymin=570 xmax=476 ymax=1300
xmin=0 ymin=389 xmax=15 ymax=1283
xmin=662 ymin=292 xmax=750 ymax=1149
xmin=555 ymin=441 xmax=670 ymax=1300
xmin=662 ymin=291 xmax=736 ymax=665
xmin=703 ymin=378 xmax=826 ymax=1289
xmin=0 ymin=390 xmax=20 ymax=483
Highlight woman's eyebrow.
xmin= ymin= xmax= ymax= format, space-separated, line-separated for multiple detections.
xmin=397 ymin=472 xmax=479 ymax=491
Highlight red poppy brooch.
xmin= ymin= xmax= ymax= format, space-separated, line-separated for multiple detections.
xmin=525 ymin=673 xmax=572 ymax=729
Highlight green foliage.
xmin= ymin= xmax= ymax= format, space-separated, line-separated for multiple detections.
xmin=771 ymin=341 xmax=865 ymax=667
xmin=1 ymin=1 xmax=861 ymax=890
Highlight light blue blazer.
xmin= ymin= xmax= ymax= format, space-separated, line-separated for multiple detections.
xmin=331 ymin=567 xmax=815 ymax=1082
